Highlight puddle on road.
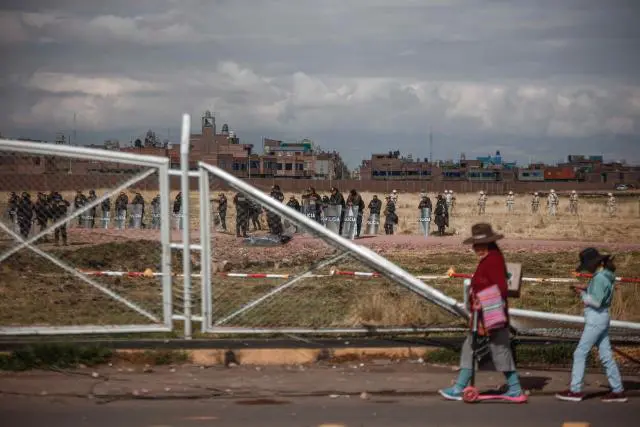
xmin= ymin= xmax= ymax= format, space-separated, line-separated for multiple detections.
xmin=235 ymin=398 xmax=291 ymax=405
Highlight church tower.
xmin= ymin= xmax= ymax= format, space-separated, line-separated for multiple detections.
xmin=202 ymin=110 xmax=216 ymax=137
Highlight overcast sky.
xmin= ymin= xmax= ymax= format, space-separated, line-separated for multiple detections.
xmin=1 ymin=0 xmax=639 ymax=167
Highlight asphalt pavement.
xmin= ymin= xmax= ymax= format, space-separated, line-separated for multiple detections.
xmin=1 ymin=394 xmax=638 ymax=427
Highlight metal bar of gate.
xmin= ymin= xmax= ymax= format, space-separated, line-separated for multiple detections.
xmin=209 ymin=326 xmax=468 ymax=334
xmin=214 ymin=252 xmax=350 ymax=326
xmin=198 ymin=161 xmax=466 ymax=319
xmin=199 ymin=166 xmax=213 ymax=333
xmin=180 ymin=114 xmax=193 ymax=339
xmin=0 ymin=138 xmax=169 ymax=168
xmin=158 ymin=162 xmax=173 ymax=329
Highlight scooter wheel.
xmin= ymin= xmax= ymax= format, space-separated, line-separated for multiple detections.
xmin=463 ymin=387 xmax=480 ymax=403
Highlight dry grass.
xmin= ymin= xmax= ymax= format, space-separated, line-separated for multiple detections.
xmin=2 ymin=240 xmax=638 ymax=331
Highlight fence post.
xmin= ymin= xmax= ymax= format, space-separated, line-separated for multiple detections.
xmin=199 ymin=166 xmax=213 ymax=333
xmin=180 ymin=114 xmax=192 ymax=339
xmin=158 ymin=163 xmax=173 ymax=330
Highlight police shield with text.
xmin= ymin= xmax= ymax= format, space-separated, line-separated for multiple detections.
xmin=366 ymin=195 xmax=382 ymax=235
xmin=418 ymin=194 xmax=432 ymax=237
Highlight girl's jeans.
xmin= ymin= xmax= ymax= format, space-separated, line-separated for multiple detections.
xmin=570 ymin=307 xmax=623 ymax=393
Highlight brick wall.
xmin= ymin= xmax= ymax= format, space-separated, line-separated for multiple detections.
xmin=0 ymin=174 xmax=628 ymax=195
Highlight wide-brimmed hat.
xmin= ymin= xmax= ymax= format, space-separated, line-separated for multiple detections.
xmin=463 ymin=223 xmax=504 ymax=245
xmin=576 ymin=247 xmax=612 ymax=272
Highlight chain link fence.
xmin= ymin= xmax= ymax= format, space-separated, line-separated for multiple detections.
xmin=0 ymin=139 xmax=173 ymax=335
xmin=198 ymin=162 xmax=467 ymax=335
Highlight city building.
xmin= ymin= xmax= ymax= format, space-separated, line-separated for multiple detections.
xmin=359 ymin=151 xmax=433 ymax=180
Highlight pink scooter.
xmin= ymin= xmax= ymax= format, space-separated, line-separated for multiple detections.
xmin=462 ymin=309 xmax=528 ymax=404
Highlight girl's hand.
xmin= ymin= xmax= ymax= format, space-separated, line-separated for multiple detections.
xmin=571 ymin=284 xmax=586 ymax=295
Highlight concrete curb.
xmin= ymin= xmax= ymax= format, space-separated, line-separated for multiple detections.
xmin=174 ymin=346 xmax=434 ymax=366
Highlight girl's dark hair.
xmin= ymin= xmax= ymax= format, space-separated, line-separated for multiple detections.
xmin=603 ymin=256 xmax=616 ymax=273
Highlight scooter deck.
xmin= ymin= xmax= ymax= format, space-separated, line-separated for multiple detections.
xmin=463 ymin=387 xmax=528 ymax=404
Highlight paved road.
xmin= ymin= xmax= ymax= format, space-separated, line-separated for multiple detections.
xmin=2 ymin=395 xmax=637 ymax=427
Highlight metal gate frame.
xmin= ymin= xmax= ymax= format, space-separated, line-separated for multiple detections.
xmin=196 ymin=160 xmax=467 ymax=336
xmin=0 ymin=138 xmax=173 ymax=335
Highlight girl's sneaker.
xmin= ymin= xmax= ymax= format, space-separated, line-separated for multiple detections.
xmin=555 ymin=390 xmax=585 ymax=402
xmin=601 ymin=392 xmax=627 ymax=403
xmin=438 ymin=387 xmax=463 ymax=401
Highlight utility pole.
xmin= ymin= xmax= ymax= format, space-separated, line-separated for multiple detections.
xmin=429 ymin=126 xmax=433 ymax=165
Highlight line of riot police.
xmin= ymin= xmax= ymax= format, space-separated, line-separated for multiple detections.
xmin=210 ymin=186 xmax=406 ymax=239
xmin=4 ymin=190 xmax=190 ymax=243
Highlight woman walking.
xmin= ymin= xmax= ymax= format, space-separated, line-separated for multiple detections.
xmin=555 ymin=248 xmax=627 ymax=403
xmin=439 ymin=223 xmax=525 ymax=401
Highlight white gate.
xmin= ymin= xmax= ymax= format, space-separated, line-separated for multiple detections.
xmin=0 ymin=139 xmax=173 ymax=335
xmin=196 ymin=161 xmax=466 ymax=336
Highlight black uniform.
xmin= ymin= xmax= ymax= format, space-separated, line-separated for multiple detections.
xmin=249 ymin=200 xmax=262 ymax=231
xmin=50 ymin=193 xmax=70 ymax=245
xmin=287 ymin=197 xmax=301 ymax=212
xmin=101 ymin=194 xmax=111 ymax=223
xmin=266 ymin=187 xmax=285 ymax=235
xmin=87 ymin=190 xmax=97 ymax=228
xmin=150 ymin=195 xmax=160 ymax=228
xmin=418 ymin=196 xmax=433 ymax=211
xmin=34 ymin=193 xmax=50 ymax=241
xmin=17 ymin=193 xmax=34 ymax=239
xmin=329 ymin=188 xmax=346 ymax=233
xmin=74 ymin=192 xmax=88 ymax=227
xmin=368 ymin=197 xmax=382 ymax=215
xmin=233 ymin=192 xmax=250 ymax=237
xmin=383 ymin=199 xmax=397 ymax=235
xmin=217 ymin=195 xmax=227 ymax=231
xmin=116 ymin=192 xmax=129 ymax=225
xmin=173 ymin=193 xmax=181 ymax=214
xmin=434 ymin=196 xmax=449 ymax=236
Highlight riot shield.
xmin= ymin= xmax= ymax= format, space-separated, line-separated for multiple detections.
xmin=130 ymin=204 xmax=143 ymax=229
xmin=213 ymin=210 xmax=220 ymax=226
xmin=101 ymin=210 xmax=110 ymax=229
xmin=341 ymin=205 xmax=359 ymax=240
xmin=151 ymin=204 xmax=161 ymax=229
xmin=174 ymin=207 xmax=183 ymax=230
xmin=300 ymin=199 xmax=316 ymax=234
xmin=6 ymin=208 xmax=19 ymax=233
xmin=419 ymin=207 xmax=431 ymax=237
xmin=76 ymin=206 xmax=84 ymax=227
xmin=365 ymin=213 xmax=380 ymax=235
xmin=324 ymin=204 xmax=342 ymax=234
xmin=115 ymin=208 xmax=127 ymax=230
xmin=81 ymin=210 xmax=93 ymax=229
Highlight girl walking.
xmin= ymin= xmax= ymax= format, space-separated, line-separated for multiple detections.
xmin=555 ymin=248 xmax=627 ymax=403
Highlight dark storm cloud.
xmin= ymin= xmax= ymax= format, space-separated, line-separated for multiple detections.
xmin=0 ymin=0 xmax=639 ymax=166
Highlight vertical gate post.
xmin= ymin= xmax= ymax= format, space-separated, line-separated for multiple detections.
xmin=180 ymin=114 xmax=192 ymax=339
xmin=158 ymin=163 xmax=173 ymax=329
xmin=199 ymin=166 xmax=213 ymax=332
